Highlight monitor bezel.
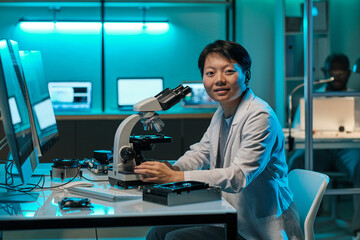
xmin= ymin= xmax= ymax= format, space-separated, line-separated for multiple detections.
xmin=20 ymin=50 xmax=59 ymax=156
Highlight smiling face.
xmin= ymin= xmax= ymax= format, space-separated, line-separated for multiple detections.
xmin=202 ymin=53 xmax=248 ymax=108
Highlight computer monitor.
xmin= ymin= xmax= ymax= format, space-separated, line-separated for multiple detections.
xmin=20 ymin=50 xmax=59 ymax=156
xmin=0 ymin=39 xmax=37 ymax=184
xmin=117 ymin=78 xmax=164 ymax=110
xmin=181 ymin=81 xmax=218 ymax=108
xmin=48 ymin=81 xmax=92 ymax=110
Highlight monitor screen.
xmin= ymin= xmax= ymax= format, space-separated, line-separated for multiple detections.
xmin=117 ymin=78 xmax=163 ymax=110
xmin=181 ymin=81 xmax=218 ymax=108
xmin=20 ymin=50 xmax=59 ymax=156
xmin=300 ymin=97 xmax=355 ymax=132
xmin=48 ymin=81 xmax=92 ymax=110
xmin=0 ymin=39 xmax=36 ymax=184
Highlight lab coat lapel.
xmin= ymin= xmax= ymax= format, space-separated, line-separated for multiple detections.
xmin=224 ymin=89 xmax=254 ymax=157
xmin=210 ymin=110 xmax=223 ymax=169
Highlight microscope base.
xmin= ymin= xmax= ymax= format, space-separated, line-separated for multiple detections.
xmin=108 ymin=177 xmax=144 ymax=189
xmin=108 ymin=172 xmax=153 ymax=189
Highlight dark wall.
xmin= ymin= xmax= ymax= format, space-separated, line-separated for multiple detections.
xmin=0 ymin=118 xmax=211 ymax=163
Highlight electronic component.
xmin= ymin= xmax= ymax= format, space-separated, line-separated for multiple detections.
xmin=51 ymin=158 xmax=82 ymax=181
xmin=143 ymin=181 xmax=222 ymax=206
xmin=59 ymin=197 xmax=93 ymax=209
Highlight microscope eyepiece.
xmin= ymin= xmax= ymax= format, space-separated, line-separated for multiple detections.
xmin=156 ymin=85 xmax=191 ymax=110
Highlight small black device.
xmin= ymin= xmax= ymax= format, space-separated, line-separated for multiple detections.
xmin=51 ymin=159 xmax=82 ymax=180
xmin=59 ymin=197 xmax=93 ymax=209
xmin=143 ymin=181 xmax=222 ymax=206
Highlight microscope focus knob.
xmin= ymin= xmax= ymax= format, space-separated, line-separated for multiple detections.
xmin=120 ymin=147 xmax=136 ymax=162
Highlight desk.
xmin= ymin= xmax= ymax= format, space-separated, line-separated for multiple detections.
xmin=283 ymin=129 xmax=360 ymax=149
xmin=0 ymin=165 xmax=237 ymax=240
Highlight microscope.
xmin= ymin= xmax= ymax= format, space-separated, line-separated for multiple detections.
xmin=108 ymin=85 xmax=191 ymax=188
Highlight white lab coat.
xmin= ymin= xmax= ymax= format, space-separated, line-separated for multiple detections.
xmin=174 ymin=89 xmax=303 ymax=240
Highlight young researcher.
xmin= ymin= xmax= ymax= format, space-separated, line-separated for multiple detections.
xmin=134 ymin=40 xmax=303 ymax=240
xmin=289 ymin=53 xmax=360 ymax=240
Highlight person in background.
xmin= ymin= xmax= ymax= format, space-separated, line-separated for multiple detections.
xmin=289 ymin=53 xmax=360 ymax=240
xmin=134 ymin=40 xmax=304 ymax=240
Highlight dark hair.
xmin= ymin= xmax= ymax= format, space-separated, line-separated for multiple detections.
xmin=198 ymin=40 xmax=252 ymax=77
xmin=324 ymin=53 xmax=350 ymax=71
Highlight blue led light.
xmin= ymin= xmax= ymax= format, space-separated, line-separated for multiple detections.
xmin=55 ymin=22 xmax=102 ymax=33
xmin=104 ymin=22 xmax=169 ymax=34
xmin=19 ymin=21 xmax=169 ymax=34
xmin=19 ymin=21 xmax=55 ymax=33
xmin=312 ymin=6 xmax=319 ymax=16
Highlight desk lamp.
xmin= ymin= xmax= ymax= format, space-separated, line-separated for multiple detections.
xmin=287 ymin=77 xmax=334 ymax=151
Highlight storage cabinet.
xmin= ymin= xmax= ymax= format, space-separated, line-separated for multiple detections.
xmin=276 ymin=0 xmax=330 ymax=126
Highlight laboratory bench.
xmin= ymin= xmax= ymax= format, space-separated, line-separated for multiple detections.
xmin=0 ymin=164 xmax=237 ymax=240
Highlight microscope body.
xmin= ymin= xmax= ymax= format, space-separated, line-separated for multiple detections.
xmin=108 ymin=85 xmax=190 ymax=188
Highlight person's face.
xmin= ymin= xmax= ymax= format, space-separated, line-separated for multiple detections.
xmin=202 ymin=53 xmax=248 ymax=105
xmin=323 ymin=63 xmax=350 ymax=91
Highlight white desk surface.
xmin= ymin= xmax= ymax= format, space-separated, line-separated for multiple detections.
xmin=283 ymin=129 xmax=360 ymax=149
xmin=0 ymin=164 xmax=237 ymax=239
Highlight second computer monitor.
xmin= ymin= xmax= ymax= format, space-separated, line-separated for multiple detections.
xmin=20 ymin=50 xmax=59 ymax=157
xmin=117 ymin=78 xmax=163 ymax=110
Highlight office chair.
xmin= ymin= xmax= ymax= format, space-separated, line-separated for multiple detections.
xmin=288 ymin=169 xmax=330 ymax=240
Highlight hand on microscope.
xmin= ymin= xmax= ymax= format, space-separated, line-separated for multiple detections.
xmin=134 ymin=161 xmax=184 ymax=184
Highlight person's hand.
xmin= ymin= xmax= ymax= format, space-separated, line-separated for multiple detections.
xmin=134 ymin=161 xmax=184 ymax=184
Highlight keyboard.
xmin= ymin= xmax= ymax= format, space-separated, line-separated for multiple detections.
xmin=68 ymin=186 xmax=142 ymax=202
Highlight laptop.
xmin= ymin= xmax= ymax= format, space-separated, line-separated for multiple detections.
xmin=181 ymin=81 xmax=218 ymax=108
xmin=300 ymin=97 xmax=355 ymax=132
xmin=117 ymin=78 xmax=163 ymax=111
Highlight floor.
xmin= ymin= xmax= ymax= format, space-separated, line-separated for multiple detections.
xmin=315 ymin=194 xmax=355 ymax=240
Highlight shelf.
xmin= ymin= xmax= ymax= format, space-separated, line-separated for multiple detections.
xmin=286 ymin=76 xmax=304 ymax=81
xmin=0 ymin=0 xmax=232 ymax=8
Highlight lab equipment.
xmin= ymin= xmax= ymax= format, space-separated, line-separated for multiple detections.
xmin=143 ymin=181 xmax=222 ymax=206
xmin=51 ymin=158 xmax=82 ymax=181
xmin=68 ymin=186 xmax=141 ymax=202
xmin=117 ymin=78 xmax=163 ymax=110
xmin=0 ymin=39 xmax=36 ymax=184
xmin=108 ymin=85 xmax=191 ymax=188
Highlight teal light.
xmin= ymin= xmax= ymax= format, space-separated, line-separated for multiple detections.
xmin=19 ymin=21 xmax=169 ymax=34
xmin=104 ymin=22 xmax=169 ymax=34
xmin=312 ymin=6 xmax=319 ymax=16
xmin=19 ymin=21 xmax=55 ymax=33
xmin=55 ymin=22 xmax=102 ymax=33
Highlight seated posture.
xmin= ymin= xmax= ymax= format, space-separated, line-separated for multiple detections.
xmin=135 ymin=40 xmax=303 ymax=240
xmin=289 ymin=53 xmax=360 ymax=240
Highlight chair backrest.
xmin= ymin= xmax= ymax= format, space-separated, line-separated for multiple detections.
xmin=288 ymin=169 xmax=329 ymax=240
